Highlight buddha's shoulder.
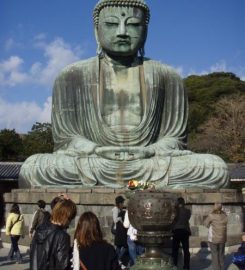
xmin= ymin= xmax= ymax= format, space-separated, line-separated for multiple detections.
xmin=57 ymin=57 xmax=97 ymax=77
xmin=144 ymin=58 xmax=181 ymax=77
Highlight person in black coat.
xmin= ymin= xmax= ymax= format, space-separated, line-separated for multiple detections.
xmin=172 ymin=197 xmax=191 ymax=270
xmin=114 ymin=210 xmax=128 ymax=268
xmin=30 ymin=199 xmax=77 ymax=270
xmin=73 ymin=211 xmax=121 ymax=270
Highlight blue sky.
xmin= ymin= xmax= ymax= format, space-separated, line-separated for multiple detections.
xmin=0 ymin=0 xmax=244 ymax=133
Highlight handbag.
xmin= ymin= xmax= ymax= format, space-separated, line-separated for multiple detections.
xmin=80 ymin=259 xmax=88 ymax=270
xmin=0 ymin=239 xmax=3 ymax=249
xmin=9 ymin=215 xmax=20 ymax=234
xmin=111 ymin=222 xmax=116 ymax=235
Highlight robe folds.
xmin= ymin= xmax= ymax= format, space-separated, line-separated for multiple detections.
xmin=20 ymin=57 xmax=229 ymax=188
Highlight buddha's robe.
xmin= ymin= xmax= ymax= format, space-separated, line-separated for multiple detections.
xmin=20 ymin=57 xmax=229 ymax=188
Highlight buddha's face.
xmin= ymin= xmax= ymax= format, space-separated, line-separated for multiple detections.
xmin=97 ymin=6 xmax=147 ymax=56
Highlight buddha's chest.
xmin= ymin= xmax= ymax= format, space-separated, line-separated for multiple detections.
xmin=101 ymin=66 xmax=143 ymax=129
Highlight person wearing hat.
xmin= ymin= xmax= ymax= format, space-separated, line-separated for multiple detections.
xmin=112 ymin=196 xmax=128 ymax=268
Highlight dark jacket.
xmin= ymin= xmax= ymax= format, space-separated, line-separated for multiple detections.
xmin=114 ymin=210 xmax=127 ymax=247
xmin=30 ymin=222 xmax=71 ymax=270
xmin=172 ymin=206 xmax=191 ymax=234
xmin=79 ymin=241 xmax=121 ymax=270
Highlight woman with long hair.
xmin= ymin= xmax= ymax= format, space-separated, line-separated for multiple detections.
xmin=73 ymin=211 xmax=121 ymax=270
xmin=5 ymin=203 xmax=25 ymax=263
xmin=30 ymin=198 xmax=77 ymax=270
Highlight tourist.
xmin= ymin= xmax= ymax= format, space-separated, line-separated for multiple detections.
xmin=72 ymin=211 xmax=121 ymax=270
xmin=232 ymin=234 xmax=245 ymax=269
xmin=112 ymin=196 xmax=128 ymax=268
xmin=204 ymin=203 xmax=228 ymax=270
xmin=29 ymin=200 xmax=50 ymax=238
xmin=112 ymin=196 xmax=125 ymax=234
xmin=123 ymin=210 xmax=144 ymax=266
xmin=50 ymin=193 xmax=70 ymax=210
xmin=172 ymin=197 xmax=191 ymax=270
xmin=5 ymin=203 xmax=25 ymax=263
xmin=30 ymin=198 xmax=77 ymax=270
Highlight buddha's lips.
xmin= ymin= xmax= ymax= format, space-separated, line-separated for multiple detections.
xmin=114 ymin=40 xmax=130 ymax=45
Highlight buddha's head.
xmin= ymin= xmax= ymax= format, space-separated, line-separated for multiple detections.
xmin=93 ymin=0 xmax=150 ymax=58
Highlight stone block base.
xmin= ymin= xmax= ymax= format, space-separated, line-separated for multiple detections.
xmin=2 ymin=187 xmax=245 ymax=247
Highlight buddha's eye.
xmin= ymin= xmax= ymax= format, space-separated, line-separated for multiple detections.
xmin=127 ymin=18 xmax=142 ymax=27
xmin=104 ymin=17 xmax=119 ymax=26
xmin=127 ymin=22 xmax=141 ymax=27
xmin=105 ymin=22 xmax=119 ymax=27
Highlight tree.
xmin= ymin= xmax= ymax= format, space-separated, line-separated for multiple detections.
xmin=0 ymin=129 xmax=23 ymax=161
xmin=22 ymin=122 xmax=54 ymax=159
xmin=185 ymin=72 xmax=245 ymax=134
xmin=189 ymin=95 xmax=245 ymax=162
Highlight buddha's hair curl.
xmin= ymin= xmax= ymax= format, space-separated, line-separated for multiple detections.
xmin=93 ymin=0 xmax=150 ymax=26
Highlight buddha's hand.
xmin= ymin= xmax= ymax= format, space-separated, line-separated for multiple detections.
xmin=95 ymin=146 xmax=155 ymax=161
xmin=170 ymin=150 xmax=193 ymax=157
xmin=56 ymin=138 xmax=98 ymax=157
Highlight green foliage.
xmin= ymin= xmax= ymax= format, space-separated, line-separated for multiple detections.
xmin=0 ymin=129 xmax=23 ymax=161
xmin=185 ymin=72 xmax=245 ymax=134
xmin=22 ymin=122 xmax=54 ymax=158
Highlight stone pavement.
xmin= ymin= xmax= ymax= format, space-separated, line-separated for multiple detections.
xmin=0 ymin=243 xmax=29 ymax=270
xmin=0 ymin=243 xmax=240 ymax=270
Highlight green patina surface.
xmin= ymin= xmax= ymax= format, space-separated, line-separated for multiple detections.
xmin=20 ymin=0 xmax=229 ymax=189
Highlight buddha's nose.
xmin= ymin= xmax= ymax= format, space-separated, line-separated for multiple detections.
xmin=117 ymin=22 xmax=128 ymax=37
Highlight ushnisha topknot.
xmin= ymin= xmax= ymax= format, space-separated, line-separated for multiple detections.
xmin=93 ymin=0 xmax=150 ymax=26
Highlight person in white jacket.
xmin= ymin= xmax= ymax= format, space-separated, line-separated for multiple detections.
xmin=123 ymin=210 xmax=144 ymax=266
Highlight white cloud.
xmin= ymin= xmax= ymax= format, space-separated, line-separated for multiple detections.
xmin=0 ymin=35 xmax=84 ymax=132
xmin=174 ymin=66 xmax=184 ymax=77
xmin=0 ymin=36 xmax=83 ymax=88
xmin=210 ymin=60 xmax=227 ymax=73
xmin=39 ymin=96 xmax=52 ymax=123
xmin=0 ymin=56 xmax=29 ymax=86
xmin=1 ymin=56 xmax=23 ymax=72
xmin=37 ymin=38 xmax=81 ymax=86
xmin=165 ymin=60 xmax=245 ymax=81
xmin=0 ymin=97 xmax=51 ymax=133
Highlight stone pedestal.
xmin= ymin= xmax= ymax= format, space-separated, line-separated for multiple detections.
xmin=2 ymin=188 xmax=244 ymax=248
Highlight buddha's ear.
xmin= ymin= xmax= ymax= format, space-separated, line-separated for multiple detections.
xmin=94 ymin=27 xmax=103 ymax=56
xmin=94 ymin=27 xmax=99 ymax=46
xmin=142 ymin=25 xmax=148 ymax=46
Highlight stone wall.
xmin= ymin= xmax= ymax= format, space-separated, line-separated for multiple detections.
xmin=2 ymin=188 xmax=245 ymax=248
